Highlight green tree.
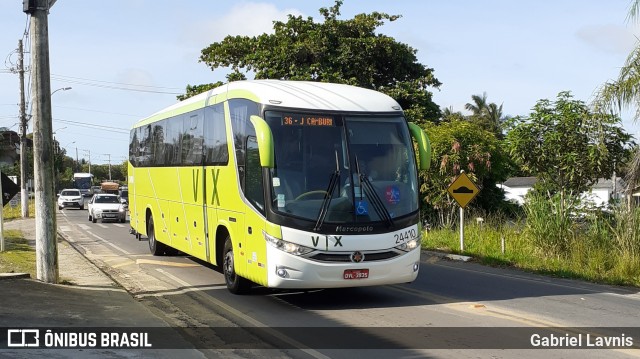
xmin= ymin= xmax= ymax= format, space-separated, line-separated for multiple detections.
xmin=421 ymin=120 xmax=509 ymax=228
xmin=594 ymin=1 xmax=640 ymax=199
xmin=185 ymin=0 xmax=441 ymax=125
xmin=507 ymin=91 xmax=633 ymax=202
xmin=177 ymin=81 xmax=225 ymax=102
xmin=464 ymin=92 xmax=489 ymax=116
xmin=465 ymin=92 xmax=506 ymax=137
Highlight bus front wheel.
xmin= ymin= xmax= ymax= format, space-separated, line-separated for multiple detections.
xmin=223 ymin=237 xmax=251 ymax=294
xmin=148 ymin=215 xmax=167 ymax=256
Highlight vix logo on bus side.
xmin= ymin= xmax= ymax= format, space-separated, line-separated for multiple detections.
xmin=192 ymin=169 xmax=200 ymax=201
xmin=311 ymin=235 xmax=343 ymax=249
xmin=210 ymin=169 xmax=220 ymax=206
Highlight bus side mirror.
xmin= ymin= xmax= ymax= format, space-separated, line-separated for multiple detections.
xmin=250 ymin=115 xmax=275 ymax=168
xmin=408 ymin=122 xmax=431 ymax=170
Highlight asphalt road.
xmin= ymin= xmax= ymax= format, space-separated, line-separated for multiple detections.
xmin=56 ymin=207 xmax=640 ymax=358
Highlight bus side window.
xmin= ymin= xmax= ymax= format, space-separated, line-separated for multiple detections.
xmin=204 ymin=103 xmax=228 ymax=165
xmin=183 ymin=111 xmax=204 ymax=165
xmin=245 ymin=136 xmax=264 ymax=212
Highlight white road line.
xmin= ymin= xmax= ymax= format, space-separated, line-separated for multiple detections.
xmin=78 ymin=224 xmax=91 ymax=230
xmin=87 ymin=231 xmax=131 ymax=255
xmin=113 ymin=223 xmax=126 ymax=228
xmin=59 ymin=226 xmax=72 ymax=232
xmin=135 ymin=285 xmax=227 ymax=298
xmin=427 ymin=256 xmax=638 ymax=295
xmin=97 ymin=224 xmax=108 ymax=229
xmin=154 ymin=268 xmax=330 ymax=359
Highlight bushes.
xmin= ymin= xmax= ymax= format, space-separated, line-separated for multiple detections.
xmin=522 ymin=193 xmax=577 ymax=255
xmin=422 ymin=198 xmax=640 ymax=287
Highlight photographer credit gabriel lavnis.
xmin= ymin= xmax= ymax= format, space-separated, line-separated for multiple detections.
xmin=530 ymin=332 xmax=633 ymax=348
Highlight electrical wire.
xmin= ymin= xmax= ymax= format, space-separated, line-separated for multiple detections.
xmin=50 ymin=74 xmax=183 ymax=95
xmin=52 ymin=105 xmax=141 ymax=118
xmin=53 ymin=118 xmax=130 ymax=134
xmin=51 ymin=74 xmax=183 ymax=90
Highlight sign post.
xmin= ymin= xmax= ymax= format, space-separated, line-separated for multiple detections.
xmin=447 ymin=171 xmax=480 ymax=252
xmin=0 ymin=173 xmax=21 ymax=252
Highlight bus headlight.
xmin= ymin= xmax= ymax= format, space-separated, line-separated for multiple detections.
xmin=394 ymin=233 xmax=422 ymax=252
xmin=263 ymin=231 xmax=314 ymax=256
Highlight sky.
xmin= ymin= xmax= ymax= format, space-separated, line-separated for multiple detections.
xmin=1 ymin=0 xmax=639 ymax=165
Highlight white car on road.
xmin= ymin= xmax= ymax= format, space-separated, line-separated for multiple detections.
xmin=57 ymin=189 xmax=84 ymax=210
xmin=87 ymin=194 xmax=126 ymax=223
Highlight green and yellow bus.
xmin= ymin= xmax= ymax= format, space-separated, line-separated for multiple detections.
xmin=128 ymin=80 xmax=431 ymax=294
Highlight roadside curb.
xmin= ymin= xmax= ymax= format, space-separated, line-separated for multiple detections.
xmin=423 ymin=250 xmax=473 ymax=262
xmin=0 ymin=273 xmax=30 ymax=280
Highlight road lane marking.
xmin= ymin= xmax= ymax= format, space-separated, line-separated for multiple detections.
xmin=78 ymin=224 xmax=91 ymax=230
xmin=59 ymin=225 xmax=72 ymax=232
xmin=98 ymin=223 xmax=108 ymax=229
xmin=422 ymin=254 xmax=639 ymax=295
xmin=152 ymin=268 xmax=331 ymax=359
xmin=87 ymin=231 xmax=131 ymax=255
xmin=135 ymin=285 xmax=227 ymax=298
xmin=136 ymin=258 xmax=200 ymax=268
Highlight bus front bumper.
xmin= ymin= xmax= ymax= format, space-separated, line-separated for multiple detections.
xmin=266 ymin=246 xmax=421 ymax=289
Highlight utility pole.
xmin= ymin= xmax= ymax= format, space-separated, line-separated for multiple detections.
xmin=83 ymin=149 xmax=91 ymax=175
xmin=105 ymin=154 xmax=111 ymax=180
xmin=18 ymin=39 xmax=29 ymax=218
xmin=26 ymin=0 xmax=58 ymax=283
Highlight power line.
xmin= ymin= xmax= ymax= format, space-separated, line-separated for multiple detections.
xmin=50 ymin=74 xmax=184 ymax=95
xmin=54 ymin=129 xmax=128 ymax=143
xmin=52 ymin=105 xmax=142 ymax=118
xmin=22 ymin=13 xmax=30 ymax=41
xmin=53 ymin=118 xmax=130 ymax=133
xmin=51 ymin=73 xmax=183 ymax=90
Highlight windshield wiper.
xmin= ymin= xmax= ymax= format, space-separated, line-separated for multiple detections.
xmin=361 ymin=175 xmax=394 ymax=228
xmin=314 ymin=151 xmax=341 ymax=232
xmin=355 ymin=156 xmax=394 ymax=228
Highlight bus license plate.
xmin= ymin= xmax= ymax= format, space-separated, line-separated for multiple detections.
xmin=343 ymin=269 xmax=369 ymax=280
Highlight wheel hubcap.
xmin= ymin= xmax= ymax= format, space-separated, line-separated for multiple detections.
xmin=225 ymin=251 xmax=235 ymax=282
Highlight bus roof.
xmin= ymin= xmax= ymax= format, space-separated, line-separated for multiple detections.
xmin=134 ymin=80 xmax=403 ymax=128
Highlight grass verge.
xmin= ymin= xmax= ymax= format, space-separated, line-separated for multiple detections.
xmin=0 ymin=229 xmax=35 ymax=278
xmin=0 ymin=199 xmax=37 ymax=277
xmin=423 ymin=215 xmax=640 ymax=288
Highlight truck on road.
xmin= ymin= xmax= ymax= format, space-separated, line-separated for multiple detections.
xmin=100 ymin=181 xmax=120 ymax=195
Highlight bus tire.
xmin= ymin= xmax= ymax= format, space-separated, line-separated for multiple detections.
xmin=147 ymin=215 xmax=167 ymax=256
xmin=223 ymin=236 xmax=251 ymax=295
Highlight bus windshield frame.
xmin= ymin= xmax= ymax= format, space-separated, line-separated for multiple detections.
xmin=264 ymin=111 xmax=420 ymax=233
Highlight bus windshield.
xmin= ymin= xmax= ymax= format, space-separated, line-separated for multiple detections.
xmin=73 ymin=173 xmax=93 ymax=195
xmin=266 ymin=112 xmax=419 ymax=225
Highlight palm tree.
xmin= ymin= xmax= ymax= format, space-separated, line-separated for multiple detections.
xmin=464 ymin=92 xmax=489 ymax=116
xmin=487 ymin=102 xmax=505 ymax=136
xmin=593 ymin=1 xmax=640 ymax=202
xmin=465 ymin=92 xmax=506 ymax=136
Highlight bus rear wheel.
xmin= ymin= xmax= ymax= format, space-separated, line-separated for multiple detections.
xmin=147 ymin=215 xmax=167 ymax=256
xmin=223 ymin=236 xmax=251 ymax=294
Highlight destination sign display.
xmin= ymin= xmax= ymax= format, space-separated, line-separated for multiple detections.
xmin=282 ymin=114 xmax=334 ymax=127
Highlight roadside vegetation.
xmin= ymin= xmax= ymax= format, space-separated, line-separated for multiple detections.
xmin=0 ymin=229 xmax=35 ymax=278
xmin=0 ymin=200 xmax=36 ymax=277
xmin=422 ymin=196 xmax=640 ymax=287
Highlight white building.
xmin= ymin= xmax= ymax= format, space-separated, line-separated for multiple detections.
xmin=498 ymin=177 xmax=624 ymax=208
xmin=497 ymin=177 xmax=537 ymax=205
xmin=581 ymin=178 xmax=625 ymax=208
